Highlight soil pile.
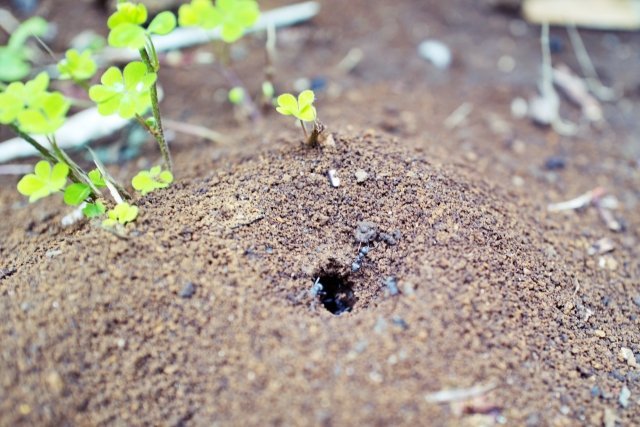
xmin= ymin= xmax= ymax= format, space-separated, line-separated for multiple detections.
xmin=3 ymin=134 xmax=635 ymax=426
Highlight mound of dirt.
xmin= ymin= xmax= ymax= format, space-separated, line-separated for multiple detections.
xmin=4 ymin=133 xmax=633 ymax=426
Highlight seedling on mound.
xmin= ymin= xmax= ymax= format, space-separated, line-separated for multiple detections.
xmin=276 ymin=90 xmax=324 ymax=145
xmin=132 ymin=166 xmax=174 ymax=195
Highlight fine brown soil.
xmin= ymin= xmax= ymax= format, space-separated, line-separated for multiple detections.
xmin=1 ymin=1 xmax=640 ymax=426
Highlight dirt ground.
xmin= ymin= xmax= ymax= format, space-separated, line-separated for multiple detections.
xmin=1 ymin=0 xmax=639 ymax=426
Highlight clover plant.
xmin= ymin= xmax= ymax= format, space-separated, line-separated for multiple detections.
xmin=179 ymin=0 xmax=260 ymax=43
xmin=0 ymin=17 xmax=49 ymax=82
xmin=57 ymin=49 xmax=97 ymax=85
xmin=94 ymin=1 xmax=177 ymax=174
xmin=103 ymin=202 xmax=139 ymax=227
xmin=17 ymin=161 xmax=69 ymax=202
xmin=89 ymin=61 xmax=156 ymax=118
xmin=276 ymin=90 xmax=317 ymax=139
xmin=131 ymin=166 xmax=174 ymax=195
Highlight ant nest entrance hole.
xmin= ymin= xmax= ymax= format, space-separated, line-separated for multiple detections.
xmin=313 ymin=269 xmax=356 ymax=315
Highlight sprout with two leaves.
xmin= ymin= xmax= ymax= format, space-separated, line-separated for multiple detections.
xmin=276 ymin=90 xmax=319 ymax=141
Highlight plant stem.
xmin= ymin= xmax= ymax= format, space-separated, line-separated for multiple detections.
xmin=300 ymin=120 xmax=308 ymax=139
xmin=9 ymin=124 xmax=98 ymax=197
xmin=139 ymin=47 xmax=172 ymax=173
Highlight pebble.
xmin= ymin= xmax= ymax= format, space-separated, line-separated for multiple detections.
xmin=384 ymin=276 xmax=399 ymax=296
xmin=594 ymin=329 xmax=607 ymax=338
xmin=544 ymin=156 xmax=566 ymax=170
xmin=619 ymin=386 xmax=631 ymax=408
xmin=355 ymin=169 xmax=369 ymax=183
xmin=179 ymin=282 xmax=196 ymax=298
xmin=328 ymin=169 xmax=341 ymax=187
xmin=619 ymin=347 xmax=637 ymax=368
xmin=632 ymin=295 xmax=640 ymax=307
xmin=418 ymin=39 xmax=452 ymax=69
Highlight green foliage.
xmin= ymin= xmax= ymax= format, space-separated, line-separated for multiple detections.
xmin=17 ymin=161 xmax=68 ymax=202
xmin=83 ymin=201 xmax=106 ymax=218
xmin=0 ymin=72 xmax=70 ymax=134
xmin=131 ymin=166 xmax=174 ymax=195
xmin=103 ymin=202 xmax=139 ymax=227
xmin=0 ymin=17 xmax=48 ymax=82
xmin=89 ymin=61 xmax=157 ymax=119
xmin=276 ymin=90 xmax=317 ymax=122
xmin=63 ymin=183 xmax=92 ymax=206
xmin=107 ymin=2 xmax=176 ymax=49
xmin=179 ymin=0 xmax=259 ymax=43
xmin=228 ymin=86 xmax=245 ymax=105
xmin=57 ymin=49 xmax=97 ymax=81
xmin=262 ymin=81 xmax=274 ymax=100
xmin=88 ymin=169 xmax=107 ymax=187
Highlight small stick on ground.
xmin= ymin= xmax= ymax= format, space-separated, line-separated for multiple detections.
xmin=547 ymin=187 xmax=607 ymax=212
xmin=424 ymin=383 xmax=497 ymax=404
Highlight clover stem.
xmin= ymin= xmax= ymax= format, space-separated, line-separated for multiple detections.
xmin=139 ymin=47 xmax=172 ymax=173
xmin=48 ymin=137 xmax=100 ymax=197
xmin=10 ymin=124 xmax=57 ymax=163
xmin=9 ymin=124 xmax=98 ymax=198
xmin=300 ymin=120 xmax=308 ymax=139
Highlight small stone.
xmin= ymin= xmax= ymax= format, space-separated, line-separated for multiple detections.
xmin=179 ymin=282 xmax=196 ymax=298
xmin=588 ymin=238 xmax=615 ymax=256
xmin=384 ymin=276 xmax=399 ymax=296
xmin=544 ymin=156 xmax=566 ymax=170
xmin=632 ymin=295 xmax=640 ymax=307
xmin=594 ymin=329 xmax=607 ymax=338
xmin=328 ymin=169 xmax=341 ymax=188
xmin=603 ymin=407 xmax=618 ymax=427
xmin=418 ymin=39 xmax=452 ymax=69
xmin=46 ymin=371 xmax=64 ymax=394
xmin=619 ymin=386 xmax=631 ymax=408
xmin=355 ymin=169 xmax=369 ymax=183
xmin=590 ymin=385 xmax=601 ymax=398
xmin=619 ymin=347 xmax=637 ymax=368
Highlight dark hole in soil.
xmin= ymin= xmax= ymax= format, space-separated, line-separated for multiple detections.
xmin=315 ymin=273 xmax=356 ymax=315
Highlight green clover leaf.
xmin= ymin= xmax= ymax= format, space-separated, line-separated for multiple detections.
xmin=88 ymin=169 xmax=107 ymax=187
xmin=178 ymin=0 xmax=259 ymax=42
xmin=276 ymin=90 xmax=317 ymax=122
xmin=89 ymin=61 xmax=157 ymax=119
xmin=57 ymin=49 xmax=97 ymax=81
xmin=216 ymin=0 xmax=260 ymax=42
xmin=131 ymin=166 xmax=174 ymax=195
xmin=178 ymin=0 xmax=219 ymax=29
xmin=17 ymin=161 xmax=69 ymax=202
xmin=63 ymin=183 xmax=92 ymax=206
xmin=17 ymin=92 xmax=70 ymax=134
xmin=147 ymin=11 xmax=177 ymax=35
xmin=107 ymin=2 xmax=176 ymax=49
xmin=107 ymin=2 xmax=148 ymax=29
xmin=0 ymin=88 xmax=23 ymax=124
xmin=0 ymin=72 xmax=69 ymax=134
xmin=102 ymin=202 xmax=139 ymax=227
xmin=83 ymin=201 xmax=106 ymax=218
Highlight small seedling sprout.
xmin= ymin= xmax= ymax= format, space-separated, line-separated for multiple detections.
xmin=102 ymin=202 xmax=139 ymax=228
xmin=131 ymin=166 xmax=174 ymax=195
xmin=276 ymin=89 xmax=317 ymax=139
